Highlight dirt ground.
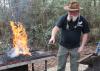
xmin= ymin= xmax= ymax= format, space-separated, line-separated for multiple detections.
xmin=28 ymin=45 xmax=96 ymax=71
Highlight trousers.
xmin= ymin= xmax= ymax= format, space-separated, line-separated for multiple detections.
xmin=57 ymin=45 xmax=79 ymax=71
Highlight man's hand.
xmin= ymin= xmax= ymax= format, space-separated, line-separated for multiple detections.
xmin=49 ymin=37 xmax=55 ymax=45
xmin=78 ymin=33 xmax=89 ymax=53
xmin=49 ymin=26 xmax=60 ymax=45
xmin=78 ymin=46 xmax=85 ymax=53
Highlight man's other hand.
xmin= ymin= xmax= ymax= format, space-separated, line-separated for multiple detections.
xmin=49 ymin=37 xmax=55 ymax=45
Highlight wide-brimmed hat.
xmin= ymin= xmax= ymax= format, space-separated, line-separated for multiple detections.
xmin=64 ymin=1 xmax=83 ymax=11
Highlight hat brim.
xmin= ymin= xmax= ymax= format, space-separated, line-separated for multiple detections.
xmin=64 ymin=6 xmax=83 ymax=11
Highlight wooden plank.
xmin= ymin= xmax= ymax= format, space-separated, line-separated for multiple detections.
xmin=77 ymin=53 xmax=97 ymax=65
xmin=77 ymin=53 xmax=93 ymax=63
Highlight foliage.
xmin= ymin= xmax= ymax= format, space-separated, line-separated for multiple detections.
xmin=0 ymin=0 xmax=100 ymax=51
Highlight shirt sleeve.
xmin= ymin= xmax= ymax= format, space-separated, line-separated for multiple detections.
xmin=55 ymin=15 xmax=65 ymax=28
xmin=82 ymin=18 xmax=90 ymax=34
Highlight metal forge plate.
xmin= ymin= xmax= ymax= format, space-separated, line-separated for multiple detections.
xmin=0 ymin=50 xmax=56 ymax=70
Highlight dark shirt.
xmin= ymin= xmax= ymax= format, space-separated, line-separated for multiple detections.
xmin=56 ymin=14 xmax=90 ymax=48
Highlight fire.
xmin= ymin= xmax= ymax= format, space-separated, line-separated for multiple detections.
xmin=10 ymin=21 xmax=31 ymax=56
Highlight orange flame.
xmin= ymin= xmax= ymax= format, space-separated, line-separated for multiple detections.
xmin=10 ymin=21 xmax=31 ymax=56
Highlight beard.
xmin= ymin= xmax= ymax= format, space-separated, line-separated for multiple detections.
xmin=67 ymin=14 xmax=79 ymax=22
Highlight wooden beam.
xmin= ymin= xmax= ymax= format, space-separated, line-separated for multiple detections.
xmin=77 ymin=53 xmax=93 ymax=63
xmin=77 ymin=53 xmax=99 ymax=65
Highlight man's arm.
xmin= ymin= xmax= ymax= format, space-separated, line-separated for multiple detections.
xmin=81 ymin=33 xmax=89 ymax=47
xmin=49 ymin=26 xmax=60 ymax=44
xmin=78 ymin=33 xmax=89 ymax=53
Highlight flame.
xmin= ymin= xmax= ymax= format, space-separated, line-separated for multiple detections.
xmin=10 ymin=21 xmax=31 ymax=56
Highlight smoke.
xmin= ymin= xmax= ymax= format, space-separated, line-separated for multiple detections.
xmin=7 ymin=48 xmax=23 ymax=58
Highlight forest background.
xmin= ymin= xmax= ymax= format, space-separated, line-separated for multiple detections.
xmin=0 ymin=0 xmax=100 ymax=52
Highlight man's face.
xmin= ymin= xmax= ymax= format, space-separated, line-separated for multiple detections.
xmin=67 ymin=11 xmax=79 ymax=22
xmin=68 ymin=11 xmax=79 ymax=17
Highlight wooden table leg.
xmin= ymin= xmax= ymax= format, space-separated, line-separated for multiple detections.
xmin=44 ymin=60 xmax=47 ymax=71
xmin=32 ymin=63 xmax=35 ymax=71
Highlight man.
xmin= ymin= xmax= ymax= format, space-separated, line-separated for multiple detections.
xmin=49 ymin=1 xmax=90 ymax=71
